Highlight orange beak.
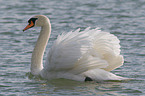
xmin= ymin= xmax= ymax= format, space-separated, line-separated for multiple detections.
xmin=23 ymin=21 xmax=34 ymax=31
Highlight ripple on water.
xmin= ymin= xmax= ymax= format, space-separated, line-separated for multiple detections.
xmin=0 ymin=0 xmax=145 ymax=95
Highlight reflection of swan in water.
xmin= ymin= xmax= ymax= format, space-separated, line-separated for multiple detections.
xmin=23 ymin=15 xmax=127 ymax=82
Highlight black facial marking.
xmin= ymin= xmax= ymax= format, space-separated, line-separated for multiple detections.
xmin=85 ymin=77 xmax=93 ymax=82
xmin=28 ymin=18 xmax=38 ymax=25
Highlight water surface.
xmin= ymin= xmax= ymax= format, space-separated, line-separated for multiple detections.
xmin=0 ymin=0 xmax=145 ymax=95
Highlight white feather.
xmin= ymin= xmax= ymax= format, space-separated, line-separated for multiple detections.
xmin=43 ymin=28 xmax=125 ymax=81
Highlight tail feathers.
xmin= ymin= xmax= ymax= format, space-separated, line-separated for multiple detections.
xmin=82 ymin=68 xmax=127 ymax=81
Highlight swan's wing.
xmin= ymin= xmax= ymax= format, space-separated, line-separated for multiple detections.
xmin=45 ymin=28 xmax=123 ymax=74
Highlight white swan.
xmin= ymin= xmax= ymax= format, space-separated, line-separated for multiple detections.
xmin=23 ymin=15 xmax=127 ymax=82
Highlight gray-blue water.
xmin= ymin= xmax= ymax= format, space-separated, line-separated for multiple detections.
xmin=0 ymin=0 xmax=145 ymax=95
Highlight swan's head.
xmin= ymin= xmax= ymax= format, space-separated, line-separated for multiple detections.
xmin=23 ymin=15 xmax=49 ymax=31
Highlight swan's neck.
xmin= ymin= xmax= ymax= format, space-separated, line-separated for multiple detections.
xmin=31 ymin=20 xmax=51 ymax=75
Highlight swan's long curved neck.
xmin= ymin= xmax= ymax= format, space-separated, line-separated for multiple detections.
xmin=31 ymin=20 xmax=51 ymax=75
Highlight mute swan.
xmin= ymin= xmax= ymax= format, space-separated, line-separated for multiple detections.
xmin=23 ymin=15 xmax=127 ymax=82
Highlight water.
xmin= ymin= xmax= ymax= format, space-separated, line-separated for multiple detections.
xmin=0 ymin=0 xmax=145 ymax=95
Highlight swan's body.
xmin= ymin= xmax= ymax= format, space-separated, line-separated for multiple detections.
xmin=23 ymin=15 xmax=126 ymax=82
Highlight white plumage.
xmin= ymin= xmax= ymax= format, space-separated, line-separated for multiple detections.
xmin=42 ymin=27 xmax=125 ymax=81
xmin=23 ymin=15 xmax=127 ymax=82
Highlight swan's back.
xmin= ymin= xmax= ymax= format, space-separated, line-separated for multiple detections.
xmin=43 ymin=27 xmax=124 ymax=81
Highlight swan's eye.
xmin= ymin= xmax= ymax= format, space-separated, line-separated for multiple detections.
xmin=28 ymin=18 xmax=38 ymax=25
